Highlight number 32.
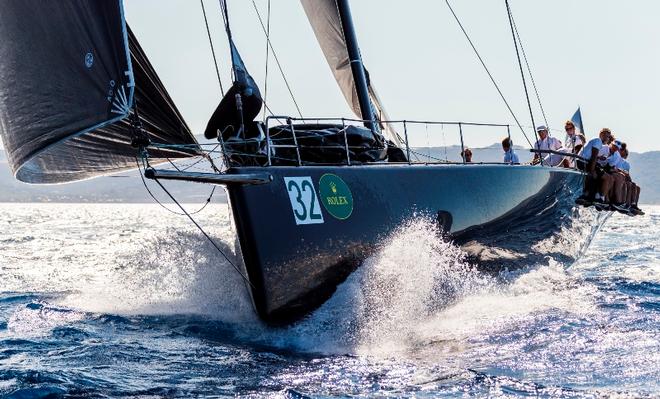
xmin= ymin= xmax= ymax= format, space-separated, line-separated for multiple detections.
xmin=284 ymin=177 xmax=324 ymax=225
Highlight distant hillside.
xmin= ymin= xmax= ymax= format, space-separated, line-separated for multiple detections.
xmin=0 ymin=150 xmax=225 ymax=203
xmin=0 ymin=148 xmax=658 ymax=204
xmin=412 ymin=144 xmax=532 ymax=163
xmin=626 ymin=151 xmax=660 ymax=204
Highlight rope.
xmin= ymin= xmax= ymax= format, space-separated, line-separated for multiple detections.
xmin=444 ymin=0 xmax=533 ymax=149
xmin=149 ymin=173 xmax=255 ymax=289
xmin=200 ymin=0 xmax=225 ymax=96
xmin=166 ymin=143 xmax=223 ymax=173
xmin=510 ymin=7 xmax=548 ymax=129
xmin=261 ymin=0 xmax=271 ymax=121
xmin=250 ymin=0 xmax=304 ymax=119
xmin=136 ymin=156 xmax=216 ymax=216
xmin=505 ymin=0 xmax=542 ymax=162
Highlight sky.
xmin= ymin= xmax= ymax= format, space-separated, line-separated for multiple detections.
xmin=3 ymin=1 xmax=656 ymax=153
xmin=121 ymin=0 xmax=660 ymax=152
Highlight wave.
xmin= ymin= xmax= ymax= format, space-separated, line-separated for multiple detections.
xmin=49 ymin=215 xmax=602 ymax=357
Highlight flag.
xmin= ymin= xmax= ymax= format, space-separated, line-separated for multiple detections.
xmin=570 ymin=107 xmax=585 ymax=135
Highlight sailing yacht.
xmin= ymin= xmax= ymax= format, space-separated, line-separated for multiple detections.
xmin=0 ymin=1 xmax=607 ymax=324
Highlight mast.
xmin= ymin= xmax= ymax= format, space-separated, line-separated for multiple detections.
xmin=335 ymin=0 xmax=376 ymax=131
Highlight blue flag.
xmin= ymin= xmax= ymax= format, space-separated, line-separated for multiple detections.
xmin=571 ymin=107 xmax=585 ymax=135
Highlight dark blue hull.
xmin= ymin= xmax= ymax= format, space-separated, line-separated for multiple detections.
xmin=226 ymin=164 xmax=604 ymax=324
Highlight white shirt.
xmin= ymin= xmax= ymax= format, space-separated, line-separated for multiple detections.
xmin=565 ymin=133 xmax=585 ymax=153
xmin=597 ymin=145 xmax=612 ymax=166
xmin=534 ymin=136 xmax=563 ymax=166
xmin=604 ymin=150 xmax=622 ymax=168
xmin=617 ymin=158 xmax=630 ymax=172
xmin=534 ymin=136 xmax=562 ymax=152
xmin=580 ymin=137 xmax=603 ymax=161
xmin=504 ymin=150 xmax=520 ymax=164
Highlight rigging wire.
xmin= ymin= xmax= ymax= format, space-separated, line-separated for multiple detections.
xmin=250 ymin=0 xmax=304 ymax=119
xmin=509 ymin=8 xmax=549 ymax=129
xmin=444 ymin=0 xmax=533 ymax=149
xmin=136 ymin=156 xmax=216 ymax=216
xmin=148 ymin=172 xmax=255 ymax=290
xmin=504 ymin=0 xmax=541 ymax=157
xmin=261 ymin=0 xmax=272 ymax=121
xmin=200 ymin=0 xmax=225 ymax=96
xmin=165 ymin=143 xmax=224 ymax=173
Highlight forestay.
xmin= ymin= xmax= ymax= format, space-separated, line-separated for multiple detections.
xmin=0 ymin=0 xmax=199 ymax=184
xmin=300 ymin=0 xmax=403 ymax=146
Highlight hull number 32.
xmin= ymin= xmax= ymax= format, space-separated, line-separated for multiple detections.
xmin=284 ymin=177 xmax=324 ymax=225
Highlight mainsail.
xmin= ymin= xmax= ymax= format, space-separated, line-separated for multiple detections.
xmin=0 ymin=1 xmax=199 ymax=184
xmin=300 ymin=0 xmax=403 ymax=146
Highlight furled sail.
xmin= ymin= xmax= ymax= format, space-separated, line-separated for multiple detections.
xmin=0 ymin=1 xmax=200 ymax=184
xmin=300 ymin=0 xmax=403 ymax=147
xmin=204 ymin=40 xmax=263 ymax=141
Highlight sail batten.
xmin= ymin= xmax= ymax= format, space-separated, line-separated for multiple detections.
xmin=0 ymin=0 xmax=199 ymax=184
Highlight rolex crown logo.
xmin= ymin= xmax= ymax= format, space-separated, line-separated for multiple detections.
xmin=330 ymin=182 xmax=337 ymax=194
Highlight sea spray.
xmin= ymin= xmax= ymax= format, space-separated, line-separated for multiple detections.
xmin=272 ymin=218 xmax=601 ymax=356
xmin=59 ymin=226 xmax=256 ymax=323
xmin=268 ymin=218 xmax=494 ymax=355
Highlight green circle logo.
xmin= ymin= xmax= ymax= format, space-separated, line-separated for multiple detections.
xmin=319 ymin=174 xmax=353 ymax=220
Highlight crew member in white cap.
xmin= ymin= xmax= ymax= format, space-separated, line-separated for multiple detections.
xmin=532 ymin=125 xmax=563 ymax=166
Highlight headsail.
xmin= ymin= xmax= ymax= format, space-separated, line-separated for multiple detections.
xmin=0 ymin=1 xmax=199 ymax=184
xmin=300 ymin=0 xmax=403 ymax=147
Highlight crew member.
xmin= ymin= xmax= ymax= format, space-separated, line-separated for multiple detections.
xmin=461 ymin=148 xmax=473 ymax=163
xmin=502 ymin=137 xmax=519 ymax=164
xmin=533 ymin=125 xmax=563 ymax=166
xmin=598 ymin=140 xmax=624 ymax=207
xmin=596 ymin=134 xmax=614 ymax=166
xmin=617 ymin=145 xmax=644 ymax=215
xmin=563 ymin=120 xmax=585 ymax=167
xmin=576 ymin=127 xmax=612 ymax=205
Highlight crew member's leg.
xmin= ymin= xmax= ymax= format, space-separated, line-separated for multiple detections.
xmin=599 ymin=173 xmax=613 ymax=203
xmin=611 ymin=173 xmax=626 ymax=205
xmin=633 ymin=185 xmax=641 ymax=208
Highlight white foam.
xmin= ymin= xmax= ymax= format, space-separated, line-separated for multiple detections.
xmin=18 ymin=205 xmax=606 ymax=357
xmin=261 ymin=219 xmax=600 ymax=357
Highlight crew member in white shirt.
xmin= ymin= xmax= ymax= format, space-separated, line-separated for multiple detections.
xmin=502 ymin=137 xmax=520 ymax=164
xmin=533 ymin=125 xmax=563 ymax=166
xmin=576 ymin=127 xmax=612 ymax=204
xmin=563 ymin=120 xmax=585 ymax=167
xmin=599 ymin=140 xmax=624 ymax=206
xmin=596 ymin=136 xmax=614 ymax=166
xmin=617 ymin=144 xmax=643 ymax=215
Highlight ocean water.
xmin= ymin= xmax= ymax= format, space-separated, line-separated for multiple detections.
xmin=0 ymin=203 xmax=658 ymax=398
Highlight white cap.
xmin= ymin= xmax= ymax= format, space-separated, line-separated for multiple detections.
xmin=536 ymin=125 xmax=548 ymax=132
xmin=612 ymin=140 xmax=623 ymax=148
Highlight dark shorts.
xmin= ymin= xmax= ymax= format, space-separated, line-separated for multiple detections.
xmin=577 ymin=160 xmax=604 ymax=176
